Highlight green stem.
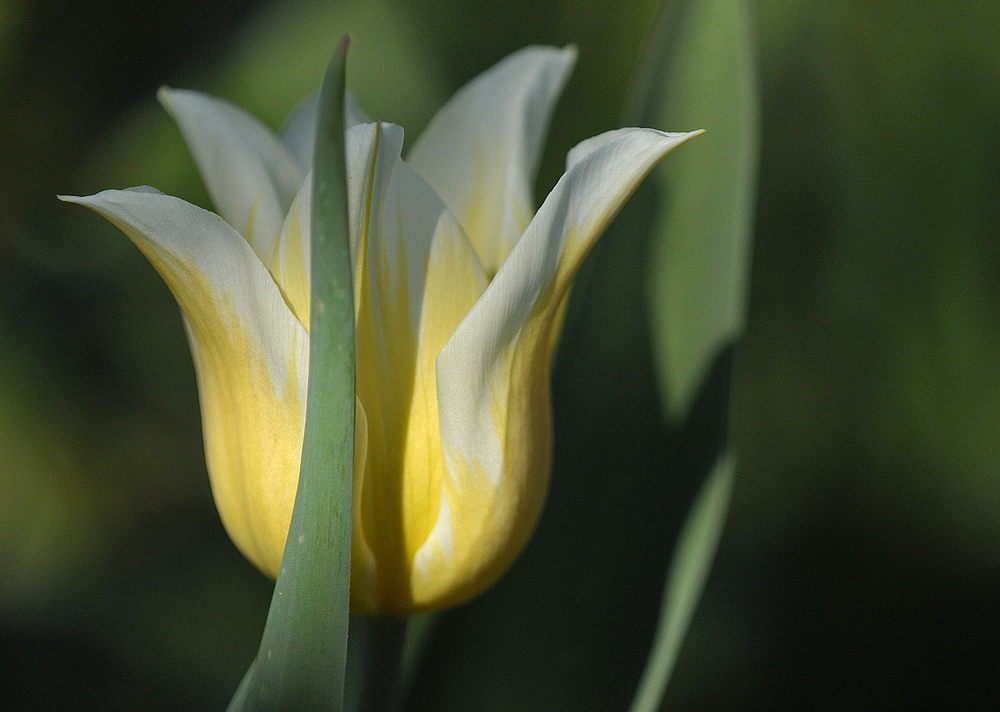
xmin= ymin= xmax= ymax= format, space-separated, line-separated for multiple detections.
xmin=357 ymin=617 xmax=408 ymax=712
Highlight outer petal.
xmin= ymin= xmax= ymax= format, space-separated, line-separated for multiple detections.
xmin=158 ymin=88 xmax=303 ymax=262
xmin=407 ymin=45 xmax=576 ymax=276
xmin=426 ymin=128 xmax=702 ymax=608
xmin=60 ymin=188 xmax=309 ymax=579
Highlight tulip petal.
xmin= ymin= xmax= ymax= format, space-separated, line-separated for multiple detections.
xmin=60 ymin=188 xmax=309 ymax=579
xmin=428 ymin=128 xmax=701 ymax=606
xmin=407 ymin=45 xmax=576 ymax=276
xmin=402 ymin=210 xmax=486 ymax=609
xmin=340 ymin=121 xmax=488 ymax=613
xmin=266 ymin=173 xmax=312 ymax=326
xmin=263 ymin=112 xmax=382 ymax=329
xmin=351 ymin=397 xmax=378 ymax=606
xmin=264 ymin=120 xmax=439 ymax=332
xmin=280 ymin=92 xmax=372 ymax=173
xmin=158 ymin=88 xmax=303 ymax=262
xmin=279 ymin=95 xmax=319 ymax=173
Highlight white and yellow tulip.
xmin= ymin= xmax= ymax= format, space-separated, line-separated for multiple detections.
xmin=63 ymin=46 xmax=699 ymax=615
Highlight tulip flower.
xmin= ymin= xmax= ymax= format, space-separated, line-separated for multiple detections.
xmin=63 ymin=46 xmax=699 ymax=615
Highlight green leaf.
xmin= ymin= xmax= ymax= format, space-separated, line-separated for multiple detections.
xmin=629 ymin=450 xmax=735 ymax=712
xmin=627 ymin=0 xmax=760 ymax=424
xmin=621 ymin=2 xmax=757 ymax=704
xmin=228 ymin=37 xmax=354 ymax=712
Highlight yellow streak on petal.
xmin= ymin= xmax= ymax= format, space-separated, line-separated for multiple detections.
xmin=397 ymin=214 xmax=485 ymax=605
xmin=454 ymin=148 xmax=534 ymax=279
xmin=410 ymin=297 xmax=553 ymax=610
xmin=266 ymin=188 xmax=310 ymax=326
xmin=353 ymin=129 xmax=421 ymax=610
xmin=102 ymin=214 xmax=306 ymax=578
xmin=350 ymin=398 xmax=378 ymax=604
xmin=454 ymin=149 xmax=492 ymax=273
xmin=355 ymin=241 xmax=417 ymax=608
xmin=547 ymin=285 xmax=572 ymax=356
xmin=188 ymin=304 xmax=304 ymax=578
xmin=244 ymin=194 xmax=262 ymax=248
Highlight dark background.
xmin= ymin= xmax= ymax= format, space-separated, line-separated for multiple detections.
xmin=2 ymin=0 xmax=999 ymax=709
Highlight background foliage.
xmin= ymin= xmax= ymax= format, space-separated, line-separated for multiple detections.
xmin=2 ymin=0 xmax=999 ymax=708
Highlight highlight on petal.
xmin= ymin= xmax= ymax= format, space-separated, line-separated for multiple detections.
xmin=59 ymin=188 xmax=309 ymax=579
xmin=158 ymin=87 xmax=303 ymax=261
xmin=428 ymin=127 xmax=702 ymax=607
xmin=407 ymin=45 xmax=577 ymax=276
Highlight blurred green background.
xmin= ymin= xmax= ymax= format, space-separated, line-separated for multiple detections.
xmin=2 ymin=0 xmax=999 ymax=708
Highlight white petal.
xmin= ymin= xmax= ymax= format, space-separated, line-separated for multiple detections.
xmin=407 ymin=45 xmax=576 ymax=275
xmin=279 ymin=95 xmax=319 ymax=172
xmin=437 ymin=128 xmax=699 ymax=482
xmin=280 ymin=92 xmax=372 ymax=173
xmin=565 ymin=127 xmax=639 ymax=172
xmin=60 ymin=189 xmax=309 ymax=578
xmin=427 ymin=128 xmax=701 ymax=603
xmin=158 ymin=87 xmax=303 ymax=262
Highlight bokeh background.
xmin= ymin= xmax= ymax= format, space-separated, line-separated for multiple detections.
xmin=2 ymin=0 xmax=999 ymax=709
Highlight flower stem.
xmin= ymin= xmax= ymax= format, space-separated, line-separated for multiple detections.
xmin=357 ymin=616 xmax=408 ymax=712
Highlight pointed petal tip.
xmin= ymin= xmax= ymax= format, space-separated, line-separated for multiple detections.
xmin=566 ymin=127 xmax=702 ymax=174
xmin=59 ymin=186 xmax=167 ymax=207
xmin=156 ymin=85 xmax=197 ymax=120
xmin=517 ymin=43 xmax=578 ymax=75
xmin=58 ymin=191 xmax=106 ymax=206
xmin=156 ymin=85 xmax=174 ymax=110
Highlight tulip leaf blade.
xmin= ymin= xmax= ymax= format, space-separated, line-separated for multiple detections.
xmin=627 ymin=0 xmax=760 ymax=424
xmin=624 ymin=0 xmax=758 ymax=706
xmin=228 ymin=36 xmax=354 ymax=712
xmin=629 ymin=450 xmax=735 ymax=712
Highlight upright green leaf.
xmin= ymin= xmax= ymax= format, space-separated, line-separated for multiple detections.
xmin=629 ymin=451 xmax=734 ymax=712
xmin=623 ymin=1 xmax=758 ymax=707
xmin=627 ymin=0 xmax=760 ymax=424
xmin=228 ymin=37 xmax=354 ymax=712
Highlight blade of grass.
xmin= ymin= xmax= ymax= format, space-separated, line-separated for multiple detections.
xmin=228 ymin=36 xmax=354 ymax=712
xmin=629 ymin=451 xmax=735 ymax=712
